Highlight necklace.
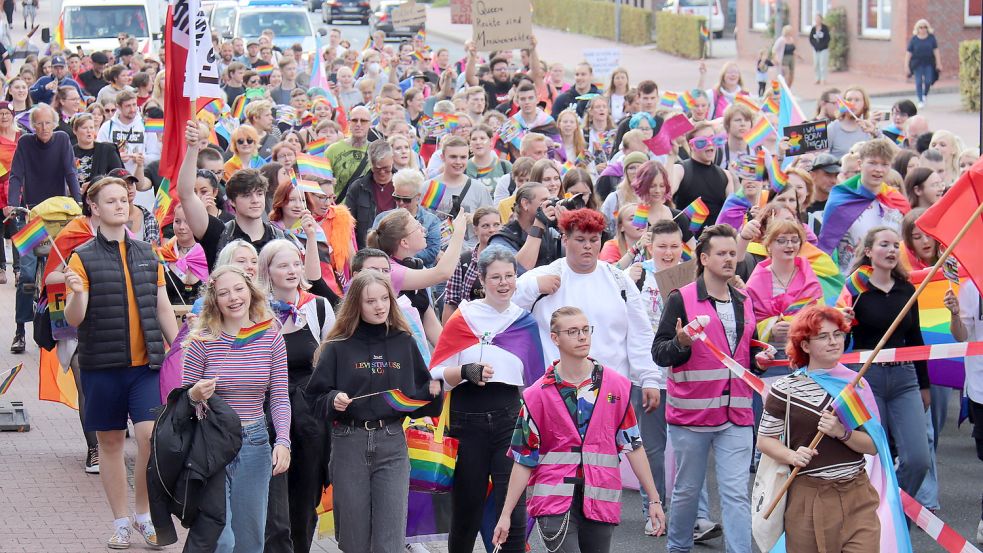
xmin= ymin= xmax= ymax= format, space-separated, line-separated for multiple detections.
xmin=772 ymin=265 xmax=796 ymax=291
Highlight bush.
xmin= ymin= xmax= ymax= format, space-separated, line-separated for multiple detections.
xmin=960 ymin=40 xmax=981 ymax=112
xmin=826 ymin=7 xmax=848 ymax=72
xmin=531 ymin=0 xmax=652 ymax=45
xmin=654 ymin=11 xmax=705 ymax=59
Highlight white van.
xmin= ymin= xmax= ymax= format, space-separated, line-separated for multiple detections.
xmin=50 ymin=0 xmax=163 ymax=54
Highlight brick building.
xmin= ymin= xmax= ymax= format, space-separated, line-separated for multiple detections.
xmin=735 ymin=0 xmax=982 ymax=79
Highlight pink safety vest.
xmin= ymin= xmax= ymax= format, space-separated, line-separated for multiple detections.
xmin=522 ymin=364 xmax=632 ymax=524
xmin=666 ymin=282 xmax=756 ymax=427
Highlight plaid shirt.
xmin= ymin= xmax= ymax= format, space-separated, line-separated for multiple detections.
xmin=444 ymin=245 xmax=482 ymax=306
xmin=136 ymin=205 xmax=161 ymax=247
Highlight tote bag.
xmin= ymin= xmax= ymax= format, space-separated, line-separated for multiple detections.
xmin=406 ymin=391 xmax=459 ymax=494
xmin=751 ymin=390 xmax=791 ymax=551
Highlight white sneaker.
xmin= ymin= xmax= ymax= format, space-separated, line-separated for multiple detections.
xmin=693 ymin=518 xmax=722 ymax=542
xmin=976 ymin=519 xmax=982 ymax=544
xmin=405 ymin=544 xmax=430 ymax=553
xmin=917 ymin=101 xmax=925 ymax=109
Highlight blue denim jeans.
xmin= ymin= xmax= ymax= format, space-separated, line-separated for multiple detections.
xmin=915 ymin=407 xmax=941 ymax=510
xmin=862 ymin=362 xmax=931 ymax=495
xmin=15 ymin=243 xmax=36 ymax=324
xmin=914 ymin=64 xmax=933 ymax=102
xmin=329 ymin=420 xmax=410 ymax=553
xmin=667 ymin=424 xmax=752 ymax=553
xmin=216 ymin=420 xmax=272 ymax=553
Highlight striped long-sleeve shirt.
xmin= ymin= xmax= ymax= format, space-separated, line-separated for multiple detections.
xmin=182 ymin=328 xmax=291 ymax=448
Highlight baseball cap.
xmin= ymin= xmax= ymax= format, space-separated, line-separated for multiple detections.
xmin=811 ymin=153 xmax=841 ymax=174
xmin=90 ymin=52 xmax=109 ymax=65
xmin=108 ymin=168 xmax=139 ymax=185
xmin=51 ymin=56 xmax=67 ymax=67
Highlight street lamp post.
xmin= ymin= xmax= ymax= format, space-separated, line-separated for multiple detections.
xmin=615 ymin=0 xmax=622 ymax=43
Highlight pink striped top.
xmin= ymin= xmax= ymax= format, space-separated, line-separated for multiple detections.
xmin=182 ymin=329 xmax=291 ymax=448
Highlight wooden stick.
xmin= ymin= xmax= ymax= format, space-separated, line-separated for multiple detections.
xmin=763 ymin=199 xmax=983 ymax=519
xmin=349 ymin=389 xmax=396 ymax=401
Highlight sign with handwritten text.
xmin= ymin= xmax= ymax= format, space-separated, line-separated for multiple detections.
xmin=471 ymin=0 xmax=532 ymax=51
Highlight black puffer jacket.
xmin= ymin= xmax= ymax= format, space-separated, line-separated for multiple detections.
xmin=148 ymin=387 xmax=242 ymax=550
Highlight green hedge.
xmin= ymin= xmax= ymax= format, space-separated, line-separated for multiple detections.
xmin=531 ymin=0 xmax=652 ymax=45
xmin=826 ymin=7 xmax=848 ymax=72
xmin=654 ymin=11 xmax=705 ymax=59
xmin=960 ymin=40 xmax=981 ymax=112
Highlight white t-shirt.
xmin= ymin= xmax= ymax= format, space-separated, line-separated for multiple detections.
xmin=958 ymin=281 xmax=983 ymax=403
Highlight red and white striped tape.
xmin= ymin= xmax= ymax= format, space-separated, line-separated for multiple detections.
xmin=757 ymin=341 xmax=983 ymax=368
xmin=900 ymin=490 xmax=983 ymax=553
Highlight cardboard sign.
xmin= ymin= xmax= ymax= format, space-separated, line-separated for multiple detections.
xmin=46 ymin=282 xmax=77 ymax=341
xmin=654 ymin=260 xmax=698 ymax=301
xmin=582 ymin=48 xmax=621 ymax=79
xmin=450 ymin=0 xmax=472 ymax=24
xmin=392 ymin=1 xmax=427 ymax=27
xmin=471 ymin=0 xmax=533 ymax=51
xmin=783 ymin=120 xmax=829 ymax=156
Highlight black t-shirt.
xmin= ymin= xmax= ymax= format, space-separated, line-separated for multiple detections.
xmin=673 ymin=159 xmax=729 ymax=228
xmin=482 ymin=79 xmax=512 ymax=108
xmin=199 ymin=215 xmax=279 ymax=269
xmin=79 ymin=70 xmax=108 ymax=97
xmin=73 ymin=142 xmax=124 ymax=187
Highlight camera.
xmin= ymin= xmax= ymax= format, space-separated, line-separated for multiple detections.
xmin=549 ymin=192 xmax=587 ymax=211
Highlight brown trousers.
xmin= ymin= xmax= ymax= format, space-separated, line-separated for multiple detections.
xmin=784 ymin=473 xmax=881 ymax=553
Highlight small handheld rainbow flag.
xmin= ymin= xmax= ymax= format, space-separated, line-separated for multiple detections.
xmin=0 ymin=363 xmax=23 ymax=396
xmin=296 ymin=153 xmax=334 ymax=180
xmin=154 ymin=185 xmax=173 ymax=225
xmin=560 ymin=159 xmax=575 ymax=175
xmin=435 ymin=113 xmax=460 ymax=131
xmin=681 ymin=242 xmax=694 ymax=261
xmin=659 ymin=91 xmax=680 ymax=109
xmin=682 ymin=197 xmax=710 ymax=233
xmin=231 ymin=95 xmax=248 ymax=120
xmin=733 ymin=94 xmax=761 ymax=113
xmin=754 ymin=150 xmax=767 ymax=181
xmin=414 ymin=29 xmax=426 ymax=43
xmin=12 ymin=217 xmax=49 ymax=256
xmin=254 ymin=64 xmax=274 ymax=77
xmin=830 ymin=383 xmax=872 ymax=429
xmin=421 ymin=179 xmax=446 ymax=210
xmin=200 ymin=99 xmax=228 ymax=117
xmin=382 ymin=389 xmax=430 ymax=412
xmin=232 ymin=319 xmax=273 ymax=350
xmin=144 ymin=118 xmax=164 ymax=133
xmin=305 ymin=136 xmax=329 ymax=156
xmin=762 ymin=87 xmax=780 ymax=115
xmin=942 ymin=256 xmax=960 ymax=285
xmin=845 ymin=265 xmax=873 ymax=298
xmin=632 ymin=204 xmax=650 ymax=229
xmin=836 ymin=96 xmax=856 ymax=118
xmin=678 ymin=90 xmax=697 ymax=113
xmin=768 ymin=153 xmax=788 ymax=193
xmin=743 ymin=117 xmax=776 ymax=149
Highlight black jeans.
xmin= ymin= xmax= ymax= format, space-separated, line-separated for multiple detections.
xmin=537 ymin=490 xmax=616 ymax=553
xmin=447 ymin=403 xmax=526 ymax=553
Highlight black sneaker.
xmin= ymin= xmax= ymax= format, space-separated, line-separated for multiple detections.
xmin=693 ymin=518 xmax=723 ymax=542
xmin=85 ymin=447 xmax=100 ymax=474
xmin=10 ymin=332 xmax=25 ymax=354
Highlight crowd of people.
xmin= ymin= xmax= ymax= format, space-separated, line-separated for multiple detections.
xmin=4 ymin=16 xmax=983 ymax=553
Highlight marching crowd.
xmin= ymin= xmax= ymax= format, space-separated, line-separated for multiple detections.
xmin=5 ymin=14 xmax=983 ymax=553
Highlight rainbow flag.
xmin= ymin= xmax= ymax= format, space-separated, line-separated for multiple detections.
xmin=53 ymin=15 xmax=65 ymax=49
xmin=254 ymin=64 xmax=274 ymax=77
xmin=836 ymin=96 xmax=855 ymax=118
xmin=435 ymin=113 xmax=460 ymax=130
xmin=200 ymin=98 xmax=228 ymax=117
xmin=476 ymin=164 xmax=494 ymax=177
xmin=231 ymin=95 xmax=247 ymax=120
xmin=659 ymin=91 xmax=679 ymax=109
xmin=845 ymin=265 xmax=873 ymax=298
xmin=296 ymin=153 xmax=333 ymax=179
xmin=352 ymin=59 xmax=363 ymax=79
xmin=232 ymin=319 xmax=273 ymax=350
xmin=0 ymin=363 xmax=23 ymax=395
xmin=12 ymin=217 xmax=49 ymax=256
xmin=679 ymin=90 xmax=696 ymax=113
xmin=682 ymin=197 xmax=709 ymax=233
xmin=700 ymin=24 xmax=710 ymax=40
xmin=743 ymin=116 xmax=776 ymax=149
xmin=410 ymin=50 xmax=425 ymax=62
xmin=831 ymin=383 xmax=873 ymax=429
xmin=421 ymin=179 xmax=446 ymax=210
xmin=154 ymin=185 xmax=173 ymax=225
xmin=632 ymin=204 xmax=650 ymax=229
xmin=144 ymin=118 xmax=164 ymax=133
xmin=755 ymin=150 xmax=767 ymax=181
xmin=784 ymin=297 xmax=816 ymax=315
xmin=560 ymin=159 xmax=575 ymax=176
xmin=818 ymin=175 xmax=911 ymax=254
xmin=415 ymin=29 xmax=426 ymax=43
xmin=733 ymin=94 xmax=760 ymax=113
xmin=305 ymin=136 xmax=328 ymax=156
xmin=768 ymin=152 xmax=788 ymax=193
xmin=382 ymin=389 xmax=430 ymax=412
xmin=681 ymin=242 xmax=694 ymax=261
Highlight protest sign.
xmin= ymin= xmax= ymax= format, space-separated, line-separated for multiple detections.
xmin=392 ymin=1 xmax=428 ymax=27
xmin=46 ymin=282 xmax=77 ymax=341
xmin=471 ymin=0 xmax=532 ymax=51
xmin=654 ymin=260 xmax=698 ymax=301
xmin=783 ymin=120 xmax=829 ymax=156
xmin=582 ymin=48 xmax=621 ymax=79
xmin=450 ymin=0 xmax=472 ymax=23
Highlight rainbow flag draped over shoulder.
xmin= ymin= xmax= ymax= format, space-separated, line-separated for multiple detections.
xmin=911 ymin=270 xmax=966 ymax=390
xmin=818 ymin=174 xmax=911 ymax=254
xmin=430 ymin=308 xmax=546 ymax=387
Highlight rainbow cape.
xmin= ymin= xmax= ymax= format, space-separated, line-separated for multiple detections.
xmin=430 ymin=309 xmax=546 ymax=387
xmin=770 ymin=366 xmax=913 ymax=553
xmin=232 ymin=319 xmax=273 ymax=349
xmin=818 ymin=174 xmax=911 ymax=254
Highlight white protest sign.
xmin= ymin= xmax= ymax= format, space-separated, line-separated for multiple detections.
xmin=582 ymin=48 xmax=621 ymax=79
xmin=471 ymin=0 xmax=532 ymax=51
xmin=392 ymin=1 xmax=427 ymax=27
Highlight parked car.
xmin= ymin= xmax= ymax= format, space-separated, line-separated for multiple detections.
xmin=234 ymin=3 xmax=317 ymax=52
xmin=369 ymin=0 xmax=423 ymax=40
xmin=662 ymin=0 xmax=725 ymax=38
xmin=321 ymin=0 xmax=371 ymax=24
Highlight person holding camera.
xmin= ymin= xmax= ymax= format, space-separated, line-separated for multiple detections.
xmin=488 ymin=182 xmax=563 ymax=273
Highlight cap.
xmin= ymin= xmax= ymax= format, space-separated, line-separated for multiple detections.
xmin=90 ymin=52 xmax=109 ymax=65
xmin=108 ymin=168 xmax=139 ymax=184
xmin=811 ymin=153 xmax=841 ymax=174
xmin=51 ymin=55 xmax=67 ymax=67
xmin=0 ymin=101 xmax=13 ymax=113
xmin=622 ymin=151 xmax=648 ymax=170
xmin=247 ymin=40 xmax=260 ymax=47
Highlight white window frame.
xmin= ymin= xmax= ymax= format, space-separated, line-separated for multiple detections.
xmin=967 ymin=0 xmax=982 ymax=27
xmin=751 ymin=0 xmax=770 ymax=31
xmin=800 ymin=0 xmax=829 ymax=34
xmin=861 ymin=0 xmax=891 ymax=38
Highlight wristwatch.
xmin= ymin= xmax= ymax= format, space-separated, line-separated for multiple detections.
xmin=527 ymin=226 xmax=544 ymax=239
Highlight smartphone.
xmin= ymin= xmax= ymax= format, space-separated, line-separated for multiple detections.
xmin=328 ymin=73 xmax=337 ymax=84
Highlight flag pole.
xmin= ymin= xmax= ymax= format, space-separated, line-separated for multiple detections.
xmin=763 ymin=199 xmax=983 ymax=519
xmin=350 ymin=389 xmax=396 ymax=401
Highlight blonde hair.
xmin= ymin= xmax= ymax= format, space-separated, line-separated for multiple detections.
xmin=387 ymin=134 xmax=419 ymax=169
xmin=556 ymin=109 xmax=587 ymax=158
xmin=367 ymin=208 xmax=414 ymax=255
xmin=185 ymin=265 xmax=274 ymax=343
xmin=230 ymin=124 xmax=260 ymax=157
xmin=216 ymin=239 xmax=259 ymax=269
xmin=323 ymin=272 xmax=409 ymax=342
xmin=256 ymin=239 xmax=311 ymax=293
xmin=392 ymin=168 xmax=425 ymax=194
xmin=912 ymin=19 xmax=934 ymax=35
xmin=244 ymin=99 xmax=273 ymax=124
xmin=929 ymin=130 xmax=964 ymax=180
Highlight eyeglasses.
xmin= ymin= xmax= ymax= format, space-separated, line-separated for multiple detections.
xmin=555 ymin=326 xmax=593 ymax=338
xmin=105 ymin=108 xmax=117 ymax=114
xmin=688 ymin=134 xmax=727 ymax=150
xmin=810 ymin=330 xmax=846 ymax=344
xmin=485 ymin=273 xmax=516 ymax=284
xmin=773 ymin=237 xmax=801 ymax=246
xmin=349 ymin=118 xmax=371 ymax=124
xmin=392 ymin=194 xmax=417 ymax=204
xmin=237 ymin=138 xmax=255 ymax=145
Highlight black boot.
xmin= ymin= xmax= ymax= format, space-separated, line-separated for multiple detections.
xmin=10 ymin=331 xmax=25 ymax=353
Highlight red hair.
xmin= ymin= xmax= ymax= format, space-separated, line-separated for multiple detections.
xmin=558 ymin=208 xmax=606 ymax=235
xmin=786 ymin=305 xmax=850 ymax=368
xmin=268 ymin=180 xmax=312 ymax=223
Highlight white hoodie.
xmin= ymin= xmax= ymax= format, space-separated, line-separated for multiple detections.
xmin=97 ymin=113 xmax=161 ymax=210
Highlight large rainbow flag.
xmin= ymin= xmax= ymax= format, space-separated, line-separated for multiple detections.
xmin=911 ymin=270 xmax=965 ymax=389
xmin=818 ymin=174 xmax=911 ymax=254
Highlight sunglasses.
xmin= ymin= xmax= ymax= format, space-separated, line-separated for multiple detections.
xmin=237 ymin=138 xmax=255 ymax=145
xmin=688 ymin=133 xmax=727 ymax=150
xmin=392 ymin=194 xmax=417 ymax=204
xmin=349 ymin=118 xmax=371 ymax=124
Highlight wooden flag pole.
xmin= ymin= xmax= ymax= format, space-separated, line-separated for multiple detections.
xmin=763 ymin=199 xmax=983 ymax=519
xmin=349 ymin=389 xmax=396 ymax=402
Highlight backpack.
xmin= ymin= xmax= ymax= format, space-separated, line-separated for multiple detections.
xmin=214 ymin=219 xmax=287 ymax=255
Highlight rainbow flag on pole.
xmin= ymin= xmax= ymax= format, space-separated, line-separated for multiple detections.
xmin=296 ymin=153 xmax=334 ymax=179
xmin=659 ymin=91 xmax=680 ymax=109
xmin=382 ymin=389 xmax=431 ymax=412
xmin=421 ymin=179 xmax=446 ymax=210
xmin=682 ymin=197 xmax=710 ymax=233
xmin=678 ymin=90 xmax=697 ymax=113
xmin=232 ymin=319 xmax=273 ymax=350
xmin=632 ymin=204 xmax=650 ymax=229
xmin=305 ymin=136 xmax=329 ymax=156
xmin=0 ymin=363 xmax=23 ymax=395
xmin=144 ymin=118 xmax=164 ymax=133
xmin=154 ymin=184 xmax=173 ymax=225
xmin=831 ymin=383 xmax=873 ymax=429
xmin=845 ymin=265 xmax=873 ymax=298
xmin=254 ymin=64 xmax=274 ymax=77
xmin=768 ymin=152 xmax=788 ymax=193
xmin=733 ymin=94 xmax=760 ymax=113
xmin=743 ymin=117 xmax=776 ymax=149
xmin=12 ymin=217 xmax=49 ymax=256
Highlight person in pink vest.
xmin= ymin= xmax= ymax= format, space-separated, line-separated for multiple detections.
xmin=653 ymin=224 xmax=775 ymax=553
xmin=492 ymin=306 xmax=667 ymax=552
